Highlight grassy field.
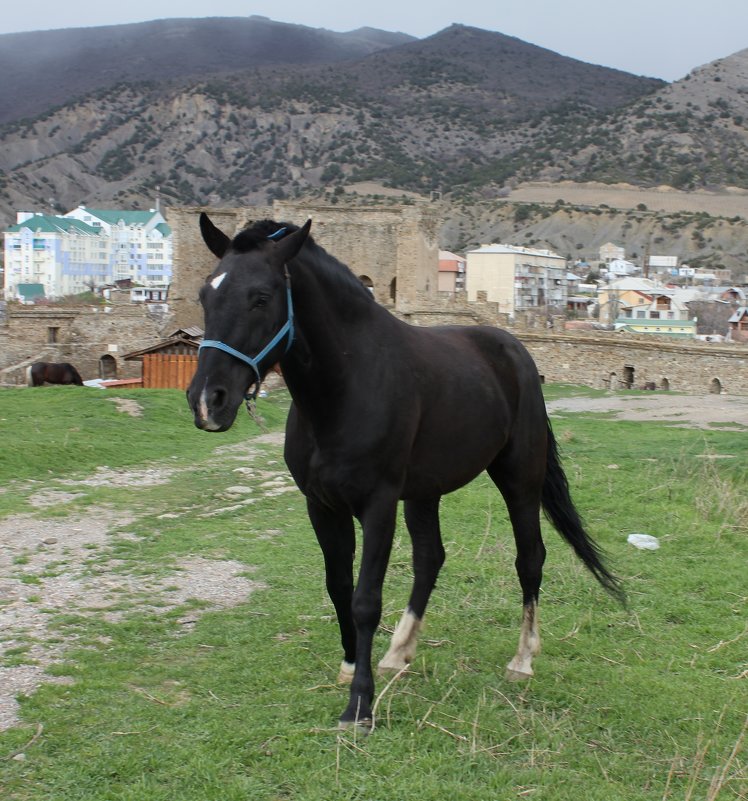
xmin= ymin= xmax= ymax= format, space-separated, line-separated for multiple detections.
xmin=0 ymin=385 xmax=745 ymax=801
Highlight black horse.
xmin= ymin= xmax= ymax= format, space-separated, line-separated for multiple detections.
xmin=187 ymin=215 xmax=623 ymax=729
xmin=27 ymin=361 xmax=83 ymax=387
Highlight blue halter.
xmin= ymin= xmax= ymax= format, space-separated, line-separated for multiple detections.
xmin=198 ymin=228 xmax=294 ymax=401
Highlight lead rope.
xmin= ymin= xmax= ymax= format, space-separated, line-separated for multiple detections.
xmin=245 ymin=395 xmax=269 ymax=431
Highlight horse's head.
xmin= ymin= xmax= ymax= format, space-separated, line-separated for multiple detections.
xmin=187 ymin=213 xmax=311 ymax=432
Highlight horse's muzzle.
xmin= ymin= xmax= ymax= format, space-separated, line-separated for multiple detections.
xmin=187 ymin=380 xmax=238 ymax=432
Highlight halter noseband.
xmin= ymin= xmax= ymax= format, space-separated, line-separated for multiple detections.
xmin=198 ymin=228 xmax=294 ymax=402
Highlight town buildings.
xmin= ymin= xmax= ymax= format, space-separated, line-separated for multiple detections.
xmin=598 ymin=241 xmax=626 ymax=263
xmin=465 ymin=243 xmax=568 ymax=316
xmin=597 ymin=277 xmax=697 ymax=337
xmin=437 ymin=250 xmax=466 ymax=294
xmin=728 ymin=307 xmax=748 ymax=342
xmin=3 ymin=205 xmax=172 ymax=301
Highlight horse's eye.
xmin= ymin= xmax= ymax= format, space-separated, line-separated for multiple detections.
xmin=255 ymin=296 xmax=268 ymax=308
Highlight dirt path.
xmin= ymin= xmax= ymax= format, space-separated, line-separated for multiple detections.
xmin=0 ymin=433 xmax=286 ymax=732
xmin=546 ymin=391 xmax=748 ymax=430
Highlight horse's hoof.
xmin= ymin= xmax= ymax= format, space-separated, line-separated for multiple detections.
xmin=337 ymin=661 xmax=355 ymax=684
xmin=338 ymin=717 xmax=373 ymax=734
xmin=505 ymin=667 xmax=533 ymax=682
xmin=376 ymin=657 xmax=409 ymax=676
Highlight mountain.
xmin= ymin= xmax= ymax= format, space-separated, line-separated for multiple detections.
xmin=0 ymin=22 xmax=668 ymax=223
xmin=336 ymin=25 xmax=662 ymax=113
xmin=442 ymin=197 xmax=748 ymax=275
xmin=0 ymin=16 xmax=414 ymax=126
xmin=540 ymin=48 xmax=748 ymax=189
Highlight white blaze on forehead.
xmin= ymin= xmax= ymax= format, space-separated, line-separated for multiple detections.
xmin=210 ymin=272 xmax=227 ymax=290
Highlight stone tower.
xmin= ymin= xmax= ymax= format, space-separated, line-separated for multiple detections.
xmin=167 ymin=201 xmax=440 ymax=329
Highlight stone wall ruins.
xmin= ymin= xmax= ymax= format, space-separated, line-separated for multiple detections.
xmin=2 ymin=201 xmax=746 ymax=395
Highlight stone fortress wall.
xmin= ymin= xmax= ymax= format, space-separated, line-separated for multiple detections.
xmin=0 ymin=304 xmax=163 ymax=385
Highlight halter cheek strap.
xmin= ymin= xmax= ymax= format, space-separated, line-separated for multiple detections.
xmin=199 ymin=233 xmax=295 ymax=402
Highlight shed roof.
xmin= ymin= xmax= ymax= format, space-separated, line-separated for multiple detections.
xmin=169 ymin=326 xmax=203 ymax=339
xmin=123 ymin=328 xmax=203 ymax=360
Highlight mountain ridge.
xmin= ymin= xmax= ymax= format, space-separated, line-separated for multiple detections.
xmin=0 ymin=16 xmax=414 ymax=125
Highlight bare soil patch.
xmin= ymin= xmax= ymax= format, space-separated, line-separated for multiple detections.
xmin=0 ymin=504 xmax=266 ymax=732
xmin=106 ymin=397 xmax=143 ymax=417
xmin=0 ymin=430 xmax=291 ymax=731
xmin=546 ymin=391 xmax=748 ymax=430
xmin=509 ymin=180 xmax=748 ymax=218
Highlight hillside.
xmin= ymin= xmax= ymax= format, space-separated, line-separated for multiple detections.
xmin=439 ymin=196 xmax=748 ymax=276
xmin=536 ymin=48 xmax=748 ymax=189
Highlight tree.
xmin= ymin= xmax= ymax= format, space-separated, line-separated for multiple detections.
xmin=687 ymin=301 xmax=734 ymax=335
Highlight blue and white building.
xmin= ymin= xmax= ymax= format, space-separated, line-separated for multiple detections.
xmin=3 ymin=205 xmax=172 ymax=300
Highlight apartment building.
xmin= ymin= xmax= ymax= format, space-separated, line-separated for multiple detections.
xmin=465 ymin=243 xmax=568 ymax=316
xmin=3 ymin=205 xmax=172 ymax=300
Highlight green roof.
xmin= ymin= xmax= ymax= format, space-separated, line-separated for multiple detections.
xmin=17 ymin=283 xmax=45 ymax=298
xmin=154 ymin=222 xmax=172 ymax=236
xmin=8 ymin=215 xmax=100 ymax=235
xmin=79 ymin=208 xmax=161 ymax=226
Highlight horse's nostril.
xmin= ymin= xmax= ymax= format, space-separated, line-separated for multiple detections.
xmin=210 ymin=387 xmax=226 ymax=409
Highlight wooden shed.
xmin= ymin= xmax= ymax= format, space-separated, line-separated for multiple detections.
xmin=124 ymin=327 xmax=203 ymax=389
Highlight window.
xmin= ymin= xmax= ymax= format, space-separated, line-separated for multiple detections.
xmin=47 ymin=327 xmax=59 ymax=344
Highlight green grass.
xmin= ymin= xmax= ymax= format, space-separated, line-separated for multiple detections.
xmin=0 ymin=386 xmax=746 ymax=800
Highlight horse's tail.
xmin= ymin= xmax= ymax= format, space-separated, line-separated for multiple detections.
xmin=542 ymin=418 xmax=626 ymax=604
xmin=26 ymin=365 xmax=33 ymax=387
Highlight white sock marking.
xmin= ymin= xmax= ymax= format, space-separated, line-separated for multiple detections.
xmin=379 ymin=608 xmax=422 ymax=672
xmin=506 ymin=601 xmax=541 ymax=678
xmin=337 ymin=660 xmax=356 ymax=683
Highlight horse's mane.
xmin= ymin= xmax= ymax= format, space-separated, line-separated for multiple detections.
xmin=234 ymin=219 xmax=375 ymax=304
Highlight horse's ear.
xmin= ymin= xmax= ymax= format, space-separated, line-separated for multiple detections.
xmin=272 ymin=219 xmax=312 ymax=266
xmin=200 ymin=212 xmax=231 ymax=259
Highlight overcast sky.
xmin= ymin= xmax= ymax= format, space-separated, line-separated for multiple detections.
xmin=2 ymin=0 xmax=746 ymax=82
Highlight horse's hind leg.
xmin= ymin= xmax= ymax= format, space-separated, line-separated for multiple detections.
xmin=306 ymin=498 xmax=357 ymax=683
xmin=378 ymin=497 xmax=445 ymax=675
xmin=487 ymin=457 xmax=546 ymax=681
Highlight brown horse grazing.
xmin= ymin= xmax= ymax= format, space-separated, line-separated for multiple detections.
xmin=187 ymin=215 xmax=624 ymax=731
xmin=27 ymin=362 xmax=84 ymax=387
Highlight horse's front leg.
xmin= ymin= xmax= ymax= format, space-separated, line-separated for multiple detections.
xmin=339 ymin=494 xmax=398 ymax=730
xmin=306 ymin=498 xmax=357 ymax=682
